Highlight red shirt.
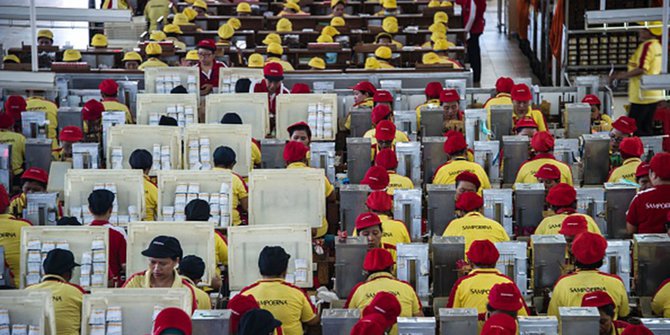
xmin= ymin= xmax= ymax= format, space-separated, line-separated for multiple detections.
xmin=252 ymin=79 xmax=290 ymax=116
xmin=626 ymin=184 xmax=670 ymax=233
xmin=457 ymin=0 xmax=486 ymax=34
xmin=90 ymin=219 xmax=127 ymax=284
xmin=199 ymin=61 xmax=227 ymax=88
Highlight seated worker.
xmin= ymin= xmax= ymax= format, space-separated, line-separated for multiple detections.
xmin=345 ymin=249 xmax=423 ymax=330
xmin=183 ymin=50 xmax=200 ymax=67
xmin=217 ymin=23 xmax=234 ymax=46
xmin=138 ymin=42 xmax=168 ymax=70
xmin=511 ymin=83 xmax=547 ymax=131
xmin=184 ymin=199 xmax=226 ymax=290
xmin=121 ymin=51 xmax=142 ymax=70
xmin=144 ymin=0 xmax=172 ymax=32
xmin=447 ymin=240 xmax=529 ymax=317
xmin=415 ymin=81 xmax=443 ymax=124
xmin=237 ymin=2 xmax=252 ymax=16
xmin=627 ymin=152 xmax=670 ymax=234
xmin=354 ymin=191 xmax=411 ymax=247
xmin=212 ymin=146 xmax=249 ymax=226
xmin=350 ymin=314 xmax=388 ymax=335
xmin=321 ymin=25 xmax=340 ymax=40
xmin=371 ymin=121 xmax=399 ymax=158
xmin=373 ymin=90 xmax=394 ymax=109
xmin=265 ymin=42 xmax=295 ymax=72
xmin=222 ymin=113 xmax=262 ymax=168
xmin=375 ymin=0 xmax=401 ymax=16
xmin=514 ymin=118 xmax=538 ymax=137
xmin=229 ymin=17 xmax=242 ymax=31
xmin=331 ymin=0 xmax=346 ymax=17
xmin=582 ymin=94 xmax=612 ymax=132
xmin=514 ymin=131 xmax=573 ymax=185
xmin=361 ymin=166 xmax=390 ymax=192
xmin=37 ymin=29 xmax=54 ymax=46
xmin=0 ymin=185 xmax=30 ymax=288
xmin=608 ymin=136 xmax=643 ymax=183
xmin=55 ymin=126 xmax=83 ymax=162
xmin=174 ymin=11 xmax=196 ymax=27
xmin=164 ymin=24 xmax=186 ymax=50
xmin=287 ymin=121 xmax=311 ymax=151
xmin=440 ymin=89 xmax=464 ymax=132
xmin=238 ymin=310 xmax=283 ymax=335
xmin=582 ymin=291 xmax=631 ymax=335
xmin=429 ymin=21 xmax=447 ymax=37
xmin=421 ymin=31 xmax=447 ymax=49
xmin=4 ymin=95 xmax=25 ymax=133
xmin=534 ymin=163 xmax=561 ymax=192
xmin=239 ymin=246 xmax=319 ymax=335
xmin=375 ymin=149 xmax=414 ymax=194
xmin=90 ymin=33 xmax=108 ymax=49
xmin=128 ymin=149 xmax=158 ymax=221
xmin=178 ymin=255 xmax=212 ymax=310
xmin=433 ymin=39 xmax=463 ymax=68
xmin=481 ymin=313 xmax=517 ymax=335
xmin=279 ymin=0 xmax=308 ymax=16
xmin=99 ymin=79 xmax=133 ymax=123
xmin=331 ymin=17 xmax=345 ymax=29
xmin=123 ymin=235 xmax=198 ymax=310
xmin=535 ymin=183 xmax=601 ymax=235
xmin=635 ymin=162 xmax=652 ymax=191
xmin=378 ymin=17 xmax=403 ymax=48
xmin=308 ymin=57 xmax=326 ymax=70
xmin=374 ymin=46 xmax=395 ymax=69
xmin=263 ymin=33 xmax=282 ymax=47
xmin=3 ymin=54 xmax=20 ymax=67
xmin=653 ymin=275 xmax=670 ymax=318
xmin=86 ymin=189 xmax=127 ymax=286
xmin=484 ymin=283 xmax=526 ymax=328
xmin=196 ymin=39 xmax=226 ymax=95
xmin=0 ymin=113 xmax=25 ymax=176
xmin=443 ymin=192 xmax=510 ymax=251
xmin=26 ymin=93 xmax=58 ymax=140
xmin=432 ymin=131 xmax=491 ymax=191
xmin=344 ymin=81 xmax=377 ymax=130
xmin=364 ymin=105 xmax=410 ymax=145
xmin=248 ymin=53 xmax=264 ymax=68
xmin=9 ymin=167 xmax=51 ymax=219
xmin=548 ymin=232 xmax=629 ymax=318
xmin=290 ymin=83 xmax=311 ymax=94
xmin=81 ymin=99 xmax=104 ymax=142
xmin=358 ymin=293 xmax=401 ymax=334
xmin=62 ymin=49 xmax=82 ymax=62
xmin=102 ymin=0 xmax=131 ymax=10
xmin=609 ymin=116 xmax=637 ymax=168
xmin=455 ymin=171 xmax=480 ymax=201
xmin=251 ymin=63 xmax=290 ymax=133
xmin=152 ymin=308 xmax=193 ymax=335
xmin=25 ymin=249 xmax=84 ymax=335
xmin=351 ymin=211 xmax=399 ymax=261
xmin=484 ymin=77 xmax=514 ymax=129
xmin=277 ymin=17 xmax=293 ymax=33
xmin=228 ymin=294 xmax=261 ymax=334
xmin=559 ymin=215 xmax=589 ymax=253
xmin=192 ymin=0 xmax=208 ymax=16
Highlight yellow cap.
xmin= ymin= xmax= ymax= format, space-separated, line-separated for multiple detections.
xmin=150 ymin=30 xmax=167 ymax=41
xmin=63 ymin=49 xmax=82 ymax=62
xmin=375 ymin=46 xmax=392 ymax=60
xmin=122 ymin=51 xmax=142 ymax=62
xmin=145 ymin=42 xmax=163 ymax=56
xmin=430 ymin=31 xmax=446 ymax=43
xmin=164 ymin=24 xmax=183 ymax=34
xmin=330 ymin=17 xmax=345 ymax=27
xmin=90 ymin=33 xmax=108 ymax=47
xmin=382 ymin=16 xmax=398 ymax=34
xmin=193 ymin=0 xmax=207 ymax=9
xmin=422 ymin=52 xmax=441 ymax=65
xmin=317 ymin=34 xmax=334 ymax=43
xmin=375 ymin=32 xmax=393 ymax=43
xmin=248 ymin=53 xmax=264 ymax=68
xmin=364 ymin=57 xmax=380 ymax=69
xmin=433 ymin=38 xmax=454 ymax=51
xmin=267 ymin=42 xmax=284 ymax=55
xmin=308 ymin=57 xmax=326 ymax=69
xmin=284 ymin=1 xmax=301 ymax=12
xmin=185 ymin=50 xmax=200 ymax=61
xmin=331 ymin=0 xmax=345 ymax=7
xmin=429 ymin=22 xmax=447 ymax=34
xmin=382 ymin=0 xmax=397 ymax=9
xmin=218 ymin=23 xmax=234 ymax=39
xmin=428 ymin=0 xmax=440 ymax=7
xmin=321 ymin=25 xmax=340 ymax=37
xmin=174 ymin=12 xmax=192 ymax=25
xmin=228 ymin=18 xmax=242 ymax=30
xmin=263 ymin=33 xmax=282 ymax=45
xmin=185 ymin=0 xmax=195 ymax=3
xmin=441 ymin=1 xmax=453 ymax=6
xmin=434 ymin=11 xmax=448 ymax=24
xmin=3 ymin=54 xmax=20 ymax=63
xmin=639 ymin=21 xmax=663 ymax=36
xmin=237 ymin=2 xmax=252 ymax=13
xmin=37 ymin=29 xmax=53 ymax=40
xmin=277 ymin=18 xmax=292 ymax=32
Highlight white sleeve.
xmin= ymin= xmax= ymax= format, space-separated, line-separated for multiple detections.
xmin=464 ymin=0 xmax=476 ymax=33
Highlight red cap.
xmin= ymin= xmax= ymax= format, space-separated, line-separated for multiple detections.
xmin=495 ymin=77 xmax=514 ymax=94
xmin=534 ymin=163 xmax=561 ymax=180
xmin=0 ymin=184 xmax=9 ymax=214
xmin=582 ymin=94 xmax=601 ymax=105
xmin=621 ymin=324 xmax=654 ymax=335
xmin=571 ymin=231 xmax=607 ymax=265
xmin=197 ymin=39 xmax=217 ymax=51
xmin=228 ymin=294 xmax=260 ymax=333
xmin=283 ymin=141 xmax=309 ymax=163
xmin=59 ymin=126 xmax=84 ymax=142
xmin=559 ymin=215 xmax=588 ymax=237
xmin=466 ymin=240 xmax=500 ymax=265
xmin=82 ymin=99 xmax=104 ymax=121
xmin=351 ymin=81 xmax=377 ymax=95
xmin=0 ymin=113 xmax=14 ymax=130
xmin=545 ymin=183 xmax=576 ymax=207
xmin=612 ymin=116 xmax=637 ymax=135
xmin=22 ymin=167 xmax=48 ymax=184
xmin=291 ymin=83 xmax=311 ymax=94
xmin=514 ymin=118 xmax=538 ymax=131
xmin=488 ymin=282 xmax=523 ymax=312
xmin=287 ymin=121 xmax=311 ymax=138
xmin=619 ymin=137 xmax=644 ymax=158
xmin=350 ymin=314 xmax=386 ymax=335
xmin=263 ymin=62 xmax=284 ymax=79
xmin=440 ymin=89 xmax=460 ymax=103
xmin=481 ymin=313 xmax=517 ymax=335
xmin=581 ymin=291 xmax=615 ymax=308
xmin=375 ymin=148 xmax=398 ymax=170
xmin=355 ymin=212 xmax=382 ymax=231
xmin=151 ymin=307 xmax=192 ymax=335
xmin=366 ymin=191 xmax=393 ymax=212
xmin=425 ymin=81 xmax=443 ymax=99
xmin=456 ymin=171 xmax=481 ymax=189
xmin=455 ymin=191 xmax=484 ymax=212
xmin=531 ymin=131 xmax=555 ymax=152
xmin=362 ymin=291 xmax=401 ymax=329
xmin=4 ymin=96 xmax=26 ymax=120
xmin=635 ymin=162 xmax=650 ymax=178
xmin=373 ymin=90 xmax=393 ymax=103
xmin=650 ymin=152 xmax=670 ymax=179
xmin=361 ymin=166 xmax=390 ymax=191
xmin=363 ymin=248 xmax=395 ymax=272
xmin=511 ymin=84 xmax=532 ymax=101
xmin=98 ymin=79 xmax=119 ymax=96
xmin=371 ymin=104 xmax=393 ymax=124
xmin=443 ymin=130 xmax=467 ymax=154
xmin=375 ymin=120 xmax=396 ymax=142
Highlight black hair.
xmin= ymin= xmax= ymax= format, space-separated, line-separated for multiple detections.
xmin=129 ymin=149 xmax=153 ymax=171
xmin=21 ymin=179 xmax=47 ymax=190
xmin=88 ymin=189 xmax=115 ymax=215
xmin=267 ymin=52 xmax=282 ymax=59
xmin=288 ymin=124 xmax=312 ymax=139
xmin=599 ymin=304 xmax=616 ymax=318
xmin=575 ymin=259 xmax=604 ymax=270
xmin=550 ymin=202 xmax=577 ymax=211
xmin=235 ymin=78 xmax=252 ymax=93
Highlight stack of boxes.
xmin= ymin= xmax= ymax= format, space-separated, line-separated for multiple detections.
xmin=154 ymin=75 xmax=197 ymax=94
xmin=161 ymin=182 xmax=231 ymax=227
xmin=220 ymin=75 xmax=242 ymax=93
xmin=0 ymin=318 xmax=39 ymax=335
xmin=24 ymin=239 xmax=106 ymax=289
xmin=88 ymin=306 xmax=122 ymax=335
xmin=187 ymin=138 xmax=211 ymax=170
xmin=148 ymin=104 xmax=196 ymax=127
xmin=110 ymin=145 xmax=171 ymax=172
xmin=307 ymin=103 xmax=334 ymax=140
xmin=69 ymin=184 xmax=140 ymax=225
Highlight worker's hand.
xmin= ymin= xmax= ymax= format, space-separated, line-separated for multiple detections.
xmin=210 ymin=274 xmax=222 ymax=291
xmin=337 ymin=230 xmax=347 ymax=242
xmin=200 ymin=84 xmax=214 ymax=96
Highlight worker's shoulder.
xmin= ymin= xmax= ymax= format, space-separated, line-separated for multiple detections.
xmin=61 ymin=280 xmax=86 ymax=294
xmin=122 ymin=271 xmax=147 ymax=287
xmin=654 ymin=278 xmax=670 ymax=297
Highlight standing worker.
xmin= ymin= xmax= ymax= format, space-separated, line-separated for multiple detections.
xmin=0 ymin=113 xmax=25 ymax=177
xmin=251 ymin=63 xmax=290 ymax=134
xmin=197 ymin=39 xmax=226 ymax=95
xmin=626 ymin=152 xmax=670 ymax=234
xmin=99 ymin=79 xmax=133 ymax=123
xmin=87 ymin=189 xmax=127 ymax=286
xmin=455 ymin=0 xmax=486 ymax=84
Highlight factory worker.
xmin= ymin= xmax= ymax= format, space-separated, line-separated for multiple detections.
xmin=364 ymin=104 xmax=410 ymax=145
xmin=26 ymin=93 xmax=58 ymax=140
xmin=265 ymin=42 xmax=295 ymax=71
xmin=9 ymin=167 xmax=49 ymax=219
xmin=582 ymin=291 xmax=631 ymax=335
xmin=212 ymin=146 xmax=249 ymax=226
xmin=178 ymin=255 xmax=212 ymax=309
xmin=0 ymin=184 xmax=30 ymax=288
xmin=455 ymin=171 xmax=480 ymax=200
xmin=484 ymin=77 xmax=514 ymax=130
xmin=440 ymin=89 xmax=464 ymax=132
xmin=196 ymin=39 xmax=226 ymax=95
xmin=635 ymin=163 xmax=652 ymax=191
xmin=37 ymin=29 xmax=54 ymax=46
xmin=608 ymin=137 xmax=643 ymax=183
xmin=481 ymin=313 xmax=517 ymax=335
xmin=152 ymin=307 xmax=193 ymax=335
xmin=99 ymin=79 xmax=133 ymax=123
xmin=236 ymin=2 xmax=252 ymax=16
xmin=626 ymin=152 xmax=670 ymax=234
xmin=184 ymin=199 xmax=227 ymax=288
xmin=121 ymin=51 xmax=142 ymax=70
xmin=373 ymin=46 xmax=395 ymax=69
xmin=534 ymin=183 xmax=601 ymax=235
xmin=360 ymin=166 xmax=390 ymax=193
xmin=251 ymin=62 xmax=290 ymax=133
xmin=432 ymin=131 xmax=490 ymax=191
xmin=359 ymin=292 xmax=401 ymax=334
xmin=533 ymin=163 xmax=561 ymax=192
xmin=442 ymin=192 xmax=510 ymax=251
xmin=414 ymin=82 xmax=443 ymax=124
xmin=510 ymin=84 xmax=547 ymax=131
xmin=221 ymin=113 xmax=262 ymax=168
xmin=344 ymin=81 xmax=377 ymax=130
xmin=582 ymin=94 xmax=612 ymax=132
xmin=374 ymin=149 xmax=414 ymax=194
xmin=86 ymin=189 xmax=127 ymax=285
xmin=0 ymin=113 xmax=25 ymax=176
xmin=55 ymin=126 xmax=83 ymax=162
xmin=138 ymin=42 xmax=168 ymax=70
xmin=228 ymin=294 xmax=261 ymax=334
xmin=352 ymin=191 xmax=410 ymax=247
xmin=238 ymin=309 xmax=283 ymax=335
xmin=128 ymin=149 xmax=158 ymax=221
xmin=514 ymin=131 xmax=573 ymax=185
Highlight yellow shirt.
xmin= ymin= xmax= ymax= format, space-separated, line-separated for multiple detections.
xmin=0 ymin=129 xmax=26 ymax=175
xmin=215 ymin=231 xmax=228 ymax=267
xmin=353 ymin=214 xmax=411 ymax=247
xmin=607 ymin=157 xmax=641 ymax=184
xmin=345 ymin=272 xmax=422 ymax=335
xmin=143 ymin=176 xmax=158 ymax=221
xmin=414 ymin=98 xmax=441 ymax=124
xmin=213 ymin=167 xmax=248 ymax=226
xmin=514 ymin=107 xmax=547 ymax=132
xmin=25 ymin=275 xmax=84 ymax=335
xmin=548 ymin=269 xmax=630 ymax=318
xmin=138 ymin=57 xmax=169 ymax=70
xmin=378 ymin=60 xmax=395 ymax=69
xmin=287 ymin=162 xmax=334 ymax=238
xmin=240 ymin=278 xmax=317 ymax=335
xmin=0 ymin=213 xmax=30 ymax=287
xmin=652 ymin=279 xmax=670 ymax=317
xmin=184 ymin=277 xmax=212 ymax=310
xmin=266 ymin=57 xmax=295 ymax=72
xmin=432 ymin=158 xmax=491 ymax=192
xmin=447 ymin=268 xmax=528 ymax=316
xmin=484 ymin=93 xmax=513 ymax=130
xmin=102 ymin=0 xmax=129 ymax=9
xmin=387 ymin=172 xmax=414 ymax=195
xmin=534 ymin=212 xmax=601 ymax=235
xmin=592 ymin=114 xmax=613 ymax=133
xmin=251 ymin=141 xmax=261 ymax=166
xmin=101 ymin=99 xmax=133 ymax=124
xmin=364 ymin=128 xmax=410 ymax=146
xmin=8 ymin=193 xmax=26 ymax=219
xmin=144 ymin=0 xmax=173 ymax=32
xmin=26 ymin=97 xmax=58 ymax=140
xmin=628 ymin=38 xmax=664 ymax=104
xmin=442 ymin=212 xmax=510 ymax=252
xmin=514 ymin=155 xmax=574 ymax=186
xmin=345 ymin=98 xmax=374 ymax=130
xmin=123 ymin=269 xmax=198 ymax=310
